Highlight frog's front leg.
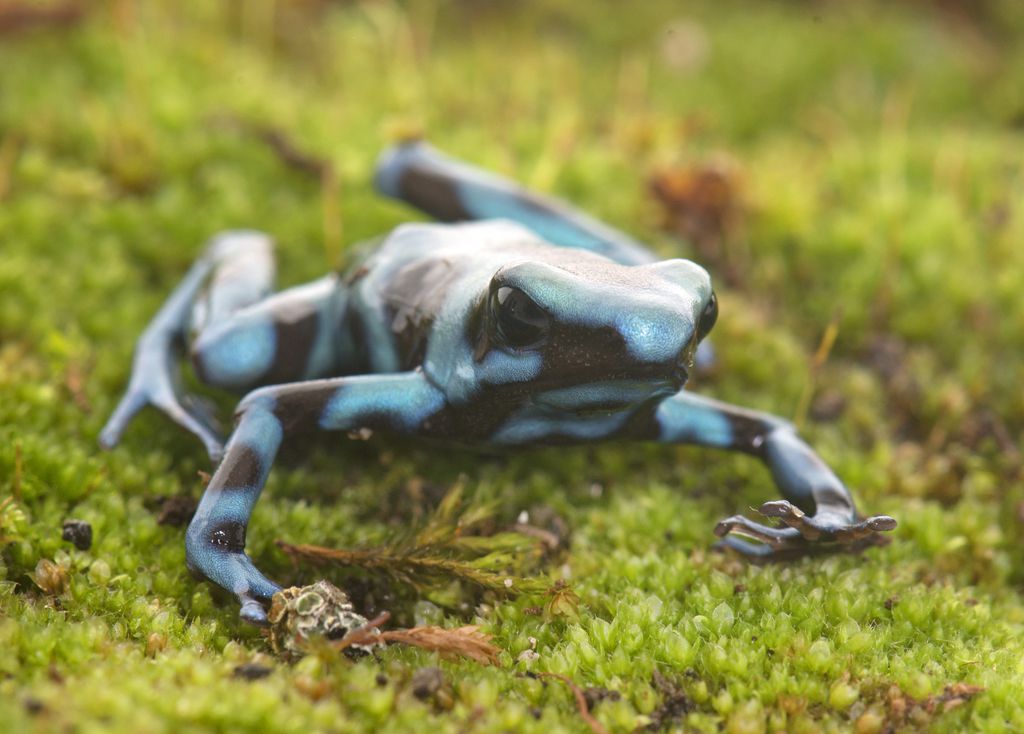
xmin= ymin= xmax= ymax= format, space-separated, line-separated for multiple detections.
xmin=652 ymin=391 xmax=896 ymax=557
xmin=185 ymin=372 xmax=445 ymax=625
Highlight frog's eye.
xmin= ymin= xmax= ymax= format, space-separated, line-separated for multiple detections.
xmin=697 ymin=292 xmax=718 ymax=341
xmin=492 ymin=286 xmax=550 ymax=349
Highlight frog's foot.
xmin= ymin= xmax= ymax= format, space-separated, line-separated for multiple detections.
xmin=100 ymin=358 xmax=225 ymax=462
xmin=222 ymin=566 xmax=281 ymax=627
xmin=239 ymin=593 xmax=272 ymax=626
xmin=185 ymin=519 xmax=282 ymax=626
xmin=714 ymin=500 xmax=896 ymax=559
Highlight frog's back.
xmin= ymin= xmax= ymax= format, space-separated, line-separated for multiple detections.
xmin=342 ymin=220 xmax=610 ymax=374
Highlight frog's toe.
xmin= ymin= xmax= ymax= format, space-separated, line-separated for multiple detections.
xmin=714 ymin=514 xmax=803 ymax=545
xmin=833 ymin=514 xmax=898 ymax=542
xmin=758 ymin=500 xmax=896 ymax=545
xmin=101 ymin=380 xmax=225 ymax=461
xmin=714 ymin=534 xmax=787 ymax=558
xmin=240 ymin=596 xmax=270 ymax=626
xmin=714 ymin=501 xmax=896 ymax=559
xmin=757 ymin=500 xmax=822 ymax=540
xmin=99 ymin=390 xmax=150 ymax=450
xmin=156 ymin=396 xmax=225 ymax=462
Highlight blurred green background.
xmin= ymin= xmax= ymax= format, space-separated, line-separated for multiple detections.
xmin=1 ymin=1 xmax=1023 ymax=731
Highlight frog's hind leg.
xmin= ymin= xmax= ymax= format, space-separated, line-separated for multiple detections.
xmin=188 ymin=274 xmax=344 ymax=394
xmin=101 ymin=231 xmax=345 ymax=461
xmin=374 ymin=140 xmax=658 ymax=266
xmin=100 ymin=231 xmax=275 ymax=459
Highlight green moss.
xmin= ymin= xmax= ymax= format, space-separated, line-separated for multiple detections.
xmin=1 ymin=1 xmax=1023 ymax=731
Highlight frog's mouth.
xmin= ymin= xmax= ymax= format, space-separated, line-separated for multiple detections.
xmin=532 ymin=379 xmax=677 ymax=414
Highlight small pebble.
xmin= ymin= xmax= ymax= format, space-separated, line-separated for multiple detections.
xmin=62 ymin=519 xmax=92 ymax=551
xmin=233 ymin=663 xmax=273 ymax=681
xmin=411 ymin=667 xmax=444 ymax=700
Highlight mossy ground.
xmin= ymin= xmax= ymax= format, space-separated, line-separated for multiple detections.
xmin=2 ymin=1 xmax=1024 ymax=732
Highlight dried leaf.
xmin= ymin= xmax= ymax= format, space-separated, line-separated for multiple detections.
xmin=871 ymin=680 xmax=985 ymax=730
xmin=383 ymin=625 xmax=500 ymax=666
xmin=32 ymin=558 xmax=69 ymax=596
xmin=335 ymin=619 xmax=501 ymax=666
xmin=649 ymin=158 xmax=744 ymax=286
xmin=645 ymin=669 xmax=693 ymax=731
xmin=544 ymin=580 xmax=581 ymax=621
xmin=931 ymin=683 xmax=985 ymax=713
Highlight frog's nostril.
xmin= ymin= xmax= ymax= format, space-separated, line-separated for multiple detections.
xmin=672 ymin=354 xmax=690 ymax=385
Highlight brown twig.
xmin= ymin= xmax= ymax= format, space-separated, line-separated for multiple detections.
xmin=65 ymin=360 xmax=91 ymax=413
xmin=794 ymin=310 xmax=841 ymax=428
xmin=13 ymin=441 xmax=22 ymax=502
xmin=209 ymin=115 xmax=332 ymax=180
xmin=321 ymin=164 xmax=343 ymax=266
xmin=79 ymin=467 xmax=107 ymax=501
xmin=0 ymin=1 xmax=84 ymax=34
xmin=332 ymin=611 xmax=391 ymax=652
xmin=532 ymin=672 xmax=610 ymax=734
xmin=512 ymin=522 xmax=561 ymax=552
xmin=0 ymin=133 xmax=19 ymax=201
xmin=252 ymin=126 xmax=331 ymax=179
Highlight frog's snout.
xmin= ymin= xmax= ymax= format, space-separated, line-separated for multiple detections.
xmin=672 ymin=347 xmax=693 ymax=387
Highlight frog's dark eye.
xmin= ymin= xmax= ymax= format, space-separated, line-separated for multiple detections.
xmin=491 ymin=286 xmax=550 ymax=349
xmin=697 ymin=292 xmax=718 ymax=341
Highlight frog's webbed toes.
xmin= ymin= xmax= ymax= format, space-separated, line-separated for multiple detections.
xmin=239 ymin=595 xmax=270 ymax=626
xmin=714 ymin=500 xmax=896 ymax=560
xmin=101 ymin=378 xmax=225 ymax=462
xmin=758 ymin=500 xmax=896 ymax=542
xmin=714 ymin=514 xmax=803 ymax=545
xmin=98 ymin=390 xmax=149 ymax=450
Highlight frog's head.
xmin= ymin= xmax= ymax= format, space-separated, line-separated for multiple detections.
xmin=471 ymin=256 xmax=716 ymax=407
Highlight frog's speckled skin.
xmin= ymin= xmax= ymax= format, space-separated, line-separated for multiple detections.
xmin=100 ymin=141 xmax=896 ymax=625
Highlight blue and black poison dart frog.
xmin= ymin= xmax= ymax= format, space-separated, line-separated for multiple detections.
xmin=100 ymin=141 xmax=897 ymax=625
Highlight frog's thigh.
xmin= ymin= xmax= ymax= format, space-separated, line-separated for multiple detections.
xmin=190 ymin=275 xmax=343 ymax=392
xmin=374 ymin=141 xmax=657 ymax=266
xmin=185 ymin=371 xmax=445 ymax=624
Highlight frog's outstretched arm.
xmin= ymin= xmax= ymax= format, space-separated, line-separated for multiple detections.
xmin=185 ymin=372 xmax=445 ymax=624
xmin=374 ymin=140 xmax=657 ymax=267
xmin=652 ymin=391 xmax=896 ymax=557
xmin=100 ymin=231 xmax=344 ymax=461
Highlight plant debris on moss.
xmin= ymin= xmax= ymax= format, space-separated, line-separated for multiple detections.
xmin=276 ymin=485 xmax=551 ymax=609
xmin=1 ymin=1 xmax=1023 ymax=732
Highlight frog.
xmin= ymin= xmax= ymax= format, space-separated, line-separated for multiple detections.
xmin=99 ymin=140 xmax=896 ymax=625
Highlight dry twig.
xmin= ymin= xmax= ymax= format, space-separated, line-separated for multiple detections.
xmin=0 ymin=1 xmax=84 ymax=34
xmin=532 ymin=672 xmax=610 ymax=734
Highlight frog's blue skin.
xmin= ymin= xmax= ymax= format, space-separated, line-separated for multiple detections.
xmin=100 ymin=141 xmax=896 ymax=625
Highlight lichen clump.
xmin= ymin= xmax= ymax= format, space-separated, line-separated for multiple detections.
xmin=267 ymin=581 xmax=380 ymax=659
